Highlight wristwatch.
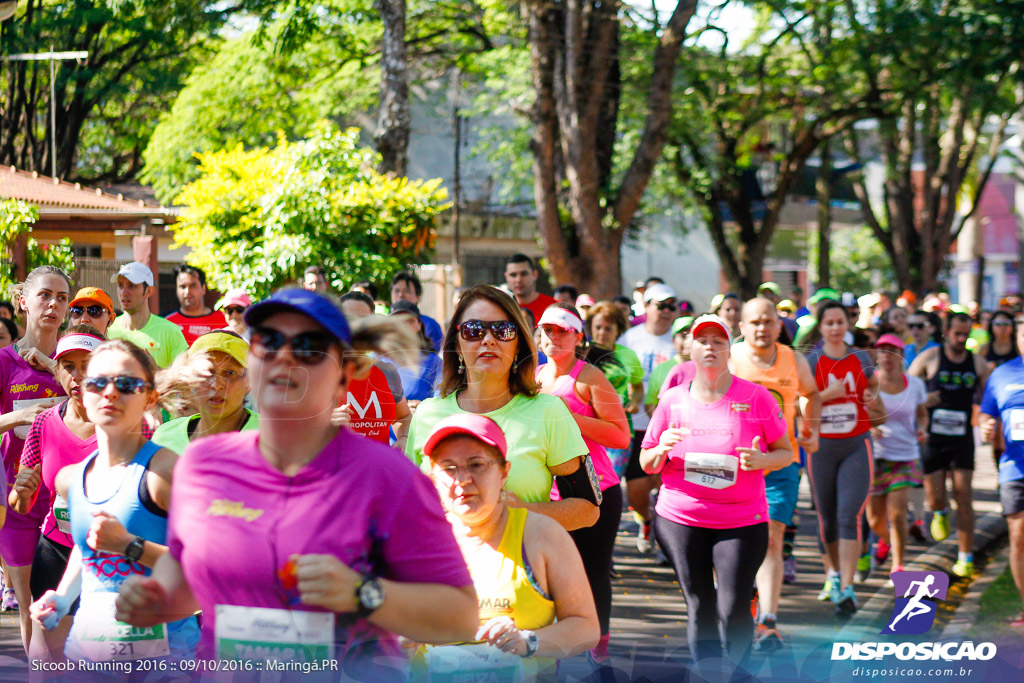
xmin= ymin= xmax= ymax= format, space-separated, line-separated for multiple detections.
xmin=124 ymin=536 xmax=145 ymax=563
xmin=355 ymin=575 xmax=385 ymax=618
xmin=521 ymin=630 xmax=539 ymax=658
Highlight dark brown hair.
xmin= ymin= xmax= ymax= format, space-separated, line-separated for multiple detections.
xmin=439 ymin=285 xmax=538 ymax=398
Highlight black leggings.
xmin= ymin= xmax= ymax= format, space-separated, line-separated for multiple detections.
xmin=655 ymin=515 xmax=768 ymax=661
xmin=569 ymin=484 xmax=623 ymax=635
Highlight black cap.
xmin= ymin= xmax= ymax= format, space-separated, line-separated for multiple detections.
xmin=389 ymin=300 xmax=421 ymax=318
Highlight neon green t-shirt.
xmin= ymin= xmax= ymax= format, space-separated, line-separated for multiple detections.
xmin=152 ymin=409 xmax=260 ymax=456
xmin=108 ymin=312 xmax=189 ymax=368
xmin=645 ymin=357 xmax=682 ymax=407
xmin=406 ymin=392 xmax=588 ymax=504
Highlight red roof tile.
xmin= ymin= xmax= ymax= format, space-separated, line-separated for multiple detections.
xmin=0 ymin=166 xmax=169 ymax=213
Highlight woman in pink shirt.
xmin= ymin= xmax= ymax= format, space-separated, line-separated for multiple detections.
xmin=641 ymin=315 xmax=791 ymax=663
xmin=115 ymin=289 xmax=477 ymax=679
xmin=535 ymin=304 xmax=629 ymax=665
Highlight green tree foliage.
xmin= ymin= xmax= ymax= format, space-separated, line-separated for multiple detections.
xmin=809 ymin=226 xmax=892 ymax=296
xmin=171 ymin=123 xmax=449 ymax=300
xmin=0 ymin=200 xmax=74 ymax=294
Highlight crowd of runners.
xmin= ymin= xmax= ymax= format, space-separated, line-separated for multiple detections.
xmin=0 ymin=254 xmax=1019 ymax=680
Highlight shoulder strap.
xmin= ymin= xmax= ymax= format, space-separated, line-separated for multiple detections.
xmin=569 ymin=359 xmax=586 ymax=380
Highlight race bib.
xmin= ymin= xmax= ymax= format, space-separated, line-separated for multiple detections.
xmin=12 ymin=398 xmax=60 ymax=439
xmin=216 ymin=605 xmax=334 ymax=662
xmin=683 ymin=452 xmax=738 ymax=490
xmin=75 ymin=593 xmax=170 ymax=661
xmin=931 ymin=408 xmax=967 ymax=436
xmin=1009 ymin=409 xmax=1024 ymax=442
xmin=424 ymin=643 xmax=524 ymax=683
xmin=53 ymin=494 xmax=71 ymax=534
xmin=821 ymin=402 xmax=858 ymax=435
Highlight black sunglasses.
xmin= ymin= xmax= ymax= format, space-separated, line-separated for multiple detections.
xmin=457 ymin=319 xmax=518 ymax=342
xmin=250 ymin=327 xmax=339 ymax=365
xmin=224 ymin=306 xmax=245 ymax=315
xmin=908 ymin=323 xmax=926 ymax=329
xmin=70 ymin=305 xmax=107 ymax=318
xmin=655 ymin=301 xmax=677 ymax=312
xmin=83 ymin=375 xmax=151 ymax=395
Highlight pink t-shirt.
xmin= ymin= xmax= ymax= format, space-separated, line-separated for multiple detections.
xmin=21 ymin=403 xmax=97 ymax=547
xmin=168 ymin=428 xmax=473 ymax=665
xmin=642 ymin=377 xmax=786 ymax=529
xmin=0 ymin=345 xmax=63 ymax=527
xmin=659 ymin=360 xmax=696 ymax=398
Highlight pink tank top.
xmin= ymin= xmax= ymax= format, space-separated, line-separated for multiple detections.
xmin=537 ymin=360 xmax=618 ymax=493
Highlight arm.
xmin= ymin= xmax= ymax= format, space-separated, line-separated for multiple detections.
xmin=511 ymin=457 xmax=598 ymax=531
xmin=116 ymin=553 xmax=200 ymax=627
xmin=817 ymin=379 xmax=847 ymax=403
xmin=625 ymin=382 xmax=644 ymax=415
xmin=917 ymin=402 xmax=931 ymax=442
xmin=9 ymin=465 xmax=41 ymax=514
xmin=0 ymin=401 xmax=55 ymax=437
xmin=795 ymin=353 xmax=821 ymax=453
xmin=863 ymin=374 xmax=887 ymax=427
xmin=571 ymin=366 xmax=630 ymax=449
xmin=974 ymin=354 xmax=989 ymax=406
xmin=30 ymin=542 xmax=83 ymax=628
xmin=737 ymin=435 xmax=792 ymax=472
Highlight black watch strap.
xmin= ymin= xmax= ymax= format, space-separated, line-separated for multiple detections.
xmin=125 ymin=536 xmax=145 ymax=562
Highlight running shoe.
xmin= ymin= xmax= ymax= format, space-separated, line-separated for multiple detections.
xmin=817 ymin=575 xmax=840 ymax=602
xmin=636 ymin=520 xmax=655 ymax=554
xmin=873 ymin=539 xmax=890 ymax=566
xmin=834 ymin=585 xmax=858 ymax=615
xmin=855 ymin=553 xmax=871 ymax=582
xmin=1009 ymin=612 xmax=1024 ymax=628
xmin=951 ymin=560 xmax=974 ymax=578
xmin=909 ymin=519 xmax=927 ymax=543
xmin=2 ymin=586 xmax=17 ymax=612
xmin=889 ymin=564 xmax=905 ymax=586
xmin=783 ymin=556 xmax=798 ymax=584
xmin=931 ymin=511 xmax=950 ymax=542
xmin=753 ymin=616 xmax=784 ymax=652
xmin=750 ymin=587 xmax=760 ymax=621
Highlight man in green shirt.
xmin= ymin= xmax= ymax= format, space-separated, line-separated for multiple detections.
xmin=107 ymin=262 xmax=189 ymax=368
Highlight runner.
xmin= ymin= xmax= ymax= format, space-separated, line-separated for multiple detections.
xmin=217 ymin=289 xmax=252 ymax=340
xmin=107 ymin=262 xmax=188 ymax=368
xmin=618 ymin=283 xmax=678 ymax=553
xmin=640 ymin=314 xmax=791 ymax=662
xmin=388 ymin=300 xmax=442 ymax=408
xmin=407 ymin=285 xmax=598 ymax=532
xmin=302 ymin=265 xmax=329 ymax=294
xmin=584 ymin=301 xmax=643 ymax=477
xmin=416 ymin=414 xmax=598 ymax=679
xmin=535 ymin=304 xmax=629 ymax=665
xmin=504 ymin=254 xmax=556 ymax=328
xmin=713 ymin=294 xmax=742 ymax=341
xmin=30 ymin=339 xmax=200 ymax=676
xmin=867 ymin=334 xmax=928 ymax=576
xmin=151 ymin=330 xmax=258 ymax=455
xmin=645 ymin=316 xmax=694 ymax=413
xmin=0 ymin=318 xmax=17 ymax=351
xmin=805 ymin=300 xmax=885 ymax=614
xmin=8 ymin=327 xmax=104 ymax=664
xmin=979 ymin=318 xmax=1024 ymax=627
xmin=732 ymin=298 xmax=821 ymax=650
xmin=391 ymin=271 xmax=444 ymax=351
xmin=904 ymin=311 xmax=940 ymax=368
xmin=908 ymin=312 xmax=988 ymax=577
xmin=165 ymin=265 xmax=227 ymax=346
xmin=114 ymin=288 xmax=478 ymax=678
xmin=0 ymin=266 xmax=69 ymax=651
xmin=67 ymin=287 xmax=115 ymax=336
xmin=980 ymin=310 xmax=1019 ymax=371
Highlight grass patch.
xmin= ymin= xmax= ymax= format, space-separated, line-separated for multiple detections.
xmin=967 ymin=565 xmax=1022 ymax=641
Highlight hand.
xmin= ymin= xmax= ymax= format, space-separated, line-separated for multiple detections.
xmin=18 ymin=347 xmax=56 ymax=374
xmin=737 ymin=436 xmax=765 ymax=471
xmin=115 ymin=576 xmax=169 ymax=627
xmin=924 ymin=391 xmax=941 ymax=409
xmin=15 ymin=400 xmax=54 ymax=426
xmin=87 ymin=510 xmax=133 ymax=556
xmin=31 ymin=590 xmax=71 ymax=630
xmin=917 ymin=428 xmax=928 ymax=444
xmin=477 ymin=616 xmax=529 ymax=656
xmin=294 ymin=554 xmax=361 ymax=614
xmin=331 ymin=404 xmax=351 ymax=428
xmin=797 ymin=428 xmax=818 ymax=455
xmin=657 ymin=427 xmax=685 ymax=452
xmin=624 ymin=399 xmax=641 ymax=415
xmin=979 ymin=418 xmax=995 ymax=443
xmin=12 ymin=464 xmax=40 ymax=497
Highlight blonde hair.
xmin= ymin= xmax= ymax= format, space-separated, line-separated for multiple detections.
xmin=9 ymin=266 xmax=72 ymax=314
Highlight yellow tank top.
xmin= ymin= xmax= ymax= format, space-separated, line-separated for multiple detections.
xmin=732 ymin=342 xmax=800 ymax=462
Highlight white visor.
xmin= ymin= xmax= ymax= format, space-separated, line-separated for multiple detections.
xmin=55 ymin=334 xmax=104 ymax=360
xmin=537 ymin=307 xmax=584 ymax=333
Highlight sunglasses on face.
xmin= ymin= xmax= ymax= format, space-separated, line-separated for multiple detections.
xmin=908 ymin=323 xmax=925 ymax=329
xmin=457 ymin=319 xmax=518 ymax=342
xmin=655 ymin=301 xmax=677 ymax=312
xmin=250 ymin=327 xmax=339 ymax=366
xmin=83 ymin=375 xmax=151 ymax=395
xmin=224 ymin=306 xmax=245 ymax=315
xmin=70 ymin=305 xmax=107 ymax=318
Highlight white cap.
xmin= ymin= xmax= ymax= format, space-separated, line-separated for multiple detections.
xmin=111 ymin=262 xmax=153 ymax=287
xmin=643 ymin=283 xmax=677 ymax=303
xmin=690 ymin=314 xmax=732 ymax=344
xmin=538 ymin=307 xmax=584 ymax=333
xmin=55 ymin=333 xmax=104 ymax=360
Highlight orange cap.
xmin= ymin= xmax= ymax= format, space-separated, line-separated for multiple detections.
xmin=70 ymin=287 xmax=115 ymax=316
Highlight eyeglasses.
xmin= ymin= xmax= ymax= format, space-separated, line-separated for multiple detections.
xmin=250 ymin=326 xmax=339 ymax=365
xmin=908 ymin=323 xmax=926 ymax=329
xmin=82 ymin=375 xmax=151 ymax=395
xmin=457 ymin=319 xmax=518 ymax=342
xmin=993 ymin=320 xmax=1014 ymax=327
xmin=655 ymin=301 xmax=677 ymax=312
xmin=434 ymin=459 xmax=500 ymax=480
xmin=69 ymin=305 xmax=107 ymax=318
xmin=224 ymin=306 xmax=245 ymax=315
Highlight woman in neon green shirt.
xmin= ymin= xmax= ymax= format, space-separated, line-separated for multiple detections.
xmin=407 ymin=286 xmax=597 ymax=531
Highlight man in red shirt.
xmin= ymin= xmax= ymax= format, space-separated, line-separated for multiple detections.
xmin=165 ymin=264 xmax=227 ymax=346
xmin=504 ymin=253 xmax=555 ymax=327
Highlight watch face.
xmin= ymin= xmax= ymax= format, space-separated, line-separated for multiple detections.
xmin=360 ymin=579 xmax=385 ymax=610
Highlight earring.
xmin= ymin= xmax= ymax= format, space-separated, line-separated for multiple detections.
xmin=458 ymin=356 xmax=465 ymax=374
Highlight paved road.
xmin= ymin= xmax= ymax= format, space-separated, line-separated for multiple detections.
xmin=0 ymin=445 xmax=1020 ymax=681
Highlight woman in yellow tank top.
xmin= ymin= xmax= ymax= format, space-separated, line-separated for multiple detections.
xmin=418 ymin=413 xmax=598 ymax=680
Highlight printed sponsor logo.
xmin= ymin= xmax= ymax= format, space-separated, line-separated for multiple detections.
xmin=206 ymin=499 xmax=264 ymax=522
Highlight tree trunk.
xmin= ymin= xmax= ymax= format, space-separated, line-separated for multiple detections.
xmin=816 ymin=139 xmax=832 ymax=288
xmin=375 ymin=0 xmax=409 ymax=176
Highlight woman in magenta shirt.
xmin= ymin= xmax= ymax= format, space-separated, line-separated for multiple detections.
xmin=115 ymin=289 xmax=477 ymax=679
xmin=641 ymin=315 xmax=791 ymax=663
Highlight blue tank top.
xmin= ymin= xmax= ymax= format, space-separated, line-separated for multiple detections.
xmin=65 ymin=440 xmax=199 ymax=662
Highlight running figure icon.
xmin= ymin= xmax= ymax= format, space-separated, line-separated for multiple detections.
xmin=889 ymin=575 xmax=938 ymax=631
xmin=882 ymin=571 xmax=949 ymax=635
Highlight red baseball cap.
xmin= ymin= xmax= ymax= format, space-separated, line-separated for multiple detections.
xmin=423 ymin=414 xmax=508 ymax=459
xmin=874 ymin=333 xmax=905 ymax=350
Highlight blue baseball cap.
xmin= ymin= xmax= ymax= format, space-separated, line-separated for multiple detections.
xmin=245 ymin=288 xmax=352 ymax=346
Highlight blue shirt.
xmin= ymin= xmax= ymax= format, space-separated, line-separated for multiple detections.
xmin=905 ymin=339 xmax=939 ymax=369
xmin=422 ymin=314 xmax=443 ymax=352
xmin=980 ymin=356 xmax=1024 ymax=484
